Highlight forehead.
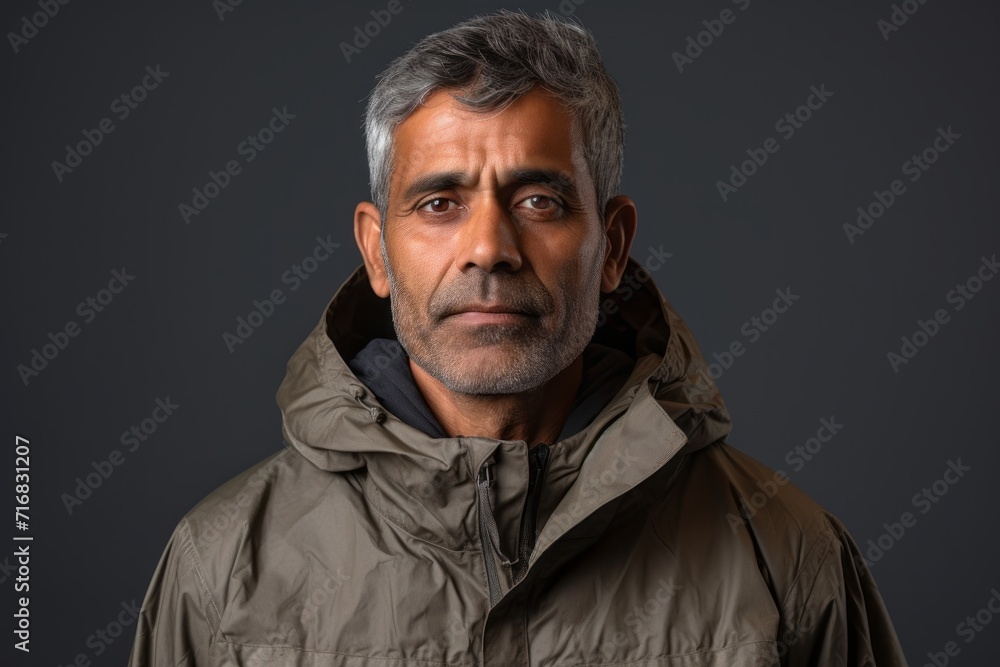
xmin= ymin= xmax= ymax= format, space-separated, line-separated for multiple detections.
xmin=390 ymin=86 xmax=588 ymax=193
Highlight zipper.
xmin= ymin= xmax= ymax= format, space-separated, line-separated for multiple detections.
xmin=475 ymin=443 xmax=554 ymax=605
xmin=512 ymin=443 xmax=549 ymax=583
xmin=473 ymin=392 xmax=645 ymax=605
xmin=473 ymin=399 xmax=635 ymax=605
xmin=476 ymin=457 xmax=509 ymax=607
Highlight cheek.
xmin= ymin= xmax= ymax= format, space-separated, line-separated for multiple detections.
xmin=548 ymin=230 xmax=603 ymax=276
xmin=533 ymin=243 xmax=601 ymax=313
xmin=387 ymin=220 xmax=456 ymax=264
xmin=385 ymin=234 xmax=452 ymax=306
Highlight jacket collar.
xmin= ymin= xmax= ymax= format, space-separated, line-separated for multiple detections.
xmin=347 ymin=336 xmax=638 ymax=443
xmin=275 ymin=260 xmax=732 ymax=550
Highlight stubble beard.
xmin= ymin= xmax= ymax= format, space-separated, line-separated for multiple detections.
xmin=381 ymin=234 xmax=605 ymax=396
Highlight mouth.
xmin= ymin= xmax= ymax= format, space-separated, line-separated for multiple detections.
xmin=445 ymin=303 xmax=539 ymax=324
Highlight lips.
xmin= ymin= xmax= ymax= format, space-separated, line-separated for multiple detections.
xmin=450 ymin=303 xmax=534 ymax=316
xmin=431 ymin=279 xmax=551 ymax=322
xmin=442 ymin=303 xmax=541 ymax=326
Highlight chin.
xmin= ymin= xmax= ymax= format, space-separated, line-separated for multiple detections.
xmin=435 ymin=358 xmax=564 ymax=396
xmin=442 ymin=375 xmax=550 ymax=397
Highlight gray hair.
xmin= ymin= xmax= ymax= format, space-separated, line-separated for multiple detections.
xmin=363 ymin=9 xmax=625 ymax=222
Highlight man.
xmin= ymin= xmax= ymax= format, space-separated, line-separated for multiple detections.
xmin=128 ymin=10 xmax=907 ymax=666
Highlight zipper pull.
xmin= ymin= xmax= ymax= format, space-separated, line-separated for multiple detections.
xmin=479 ymin=457 xmax=496 ymax=488
xmin=477 ymin=458 xmax=509 ymax=566
xmin=477 ymin=456 xmax=508 ymax=606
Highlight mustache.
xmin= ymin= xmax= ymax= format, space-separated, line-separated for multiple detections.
xmin=430 ymin=274 xmax=554 ymax=320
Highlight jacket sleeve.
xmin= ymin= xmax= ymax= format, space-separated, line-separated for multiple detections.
xmin=127 ymin=518 xmax=219 ymax=667
xmin=780 ymin=513 xmax=909 ymax=667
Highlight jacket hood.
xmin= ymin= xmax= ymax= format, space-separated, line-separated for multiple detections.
xmin=131 ymin=261 xmax=909 ymax=667
xmin=276 ymin=258 xmax=731 ymax=473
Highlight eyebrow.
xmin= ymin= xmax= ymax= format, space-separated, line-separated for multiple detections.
xmin=399 ymin=168 xmax=581 ymax=205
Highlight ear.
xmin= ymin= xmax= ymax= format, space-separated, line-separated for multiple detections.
xmin=600 ymin=195 xmax=638 ymax=292
xmin=354 ymin=201 xmax=390 ymax=298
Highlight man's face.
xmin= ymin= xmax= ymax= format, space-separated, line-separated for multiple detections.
xmin=375 ymin=86 xmax=612 ymax=395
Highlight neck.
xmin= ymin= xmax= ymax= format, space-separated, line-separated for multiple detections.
xmin=410 ymin=354 xmax=584 ymax=447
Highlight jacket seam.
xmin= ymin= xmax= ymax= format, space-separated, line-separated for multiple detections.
xmin=211 ymin=638 xmax=465 ymax=665
xmin=179 ymin=517 xmax=226 ymax=637
xmin=775 ymin=507 xmax=841 ymax=650
xmin=778 ymin=509 xmax=837 ymax=612
xmin=313 ymin=327 xmax=338 ymax=387
xmin=573 ymin=638 xmax=778 ymax=666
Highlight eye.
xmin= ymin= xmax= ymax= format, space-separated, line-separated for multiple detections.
xmin=519 ymin=195 xmax=559 ymax=210
xmin=521 ymin=195 xmax=556 ymax=211
xmin=515 ymin=194 xmax=565 ymax=219
xmin=418 ymin=197 xmax=458 ymax=213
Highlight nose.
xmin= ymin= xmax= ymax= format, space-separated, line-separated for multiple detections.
xmin=454 ymin=196 xmax=523 ymax=273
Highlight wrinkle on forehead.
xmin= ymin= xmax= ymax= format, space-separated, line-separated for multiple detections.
xmin=389 ymin=87 xmax=592 ymax=200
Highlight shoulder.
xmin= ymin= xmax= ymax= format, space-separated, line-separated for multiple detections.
xmin=182 ymin=444 xmax=364 ymax=551
xmin=138 ymin=446 xmax=366 ymax=632
xmin=165 ymin=445 xmax=361 ymax=591
xmin=182 ymin=445 xmax=301 ymax=544
xmin=672 ymin=443 xmax=868 ymax=609
xmin=677 ymin=444 xmax=907 ymax=663
xmin=684 ymin=441 xmax=839 ymax=534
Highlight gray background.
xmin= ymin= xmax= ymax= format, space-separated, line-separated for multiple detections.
xmin=2 ymin=0 xmax=998 ymax=664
